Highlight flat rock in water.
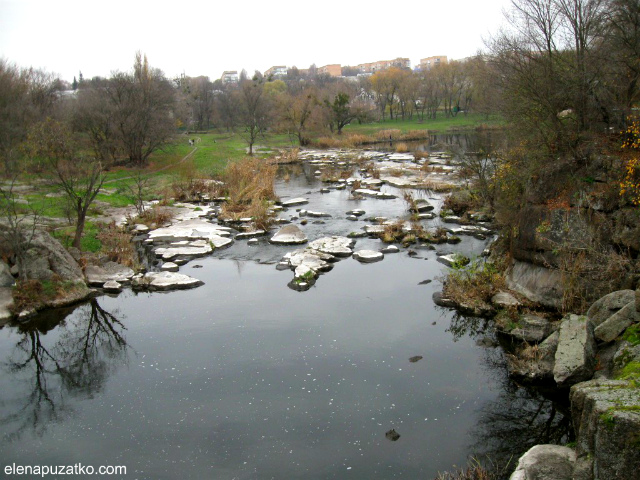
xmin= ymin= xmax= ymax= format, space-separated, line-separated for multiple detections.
xmin=364 ymin=225 xmax=386 ymax=235
xmin=132 ymin=272 xmax=203 ymax=291
xmin=103 ymin=280 xmax=122 ymax=293
xmin=307 ymin=211 xmax=331 ymax=218
xmin=235 ymin=230 xmax=267 ymax=240
xmin=85 ymin=262 xmax=135 ymax=286
xmin=154 ymin=241 xmax=214 ymax=260
xmin=346 ymin=209 xmax=366 ymax=217
xmin=147 ymin=218 xmax=232 ymax=243
xmin=410 ymin=199 xmax=434 ymax=213
xmin=270 ymin=225 xmax=308 ymax=245
xmin=161 ymin=262 xmax=179 ymax=272
xmin=353 ymin=188 xmax=397 ymax=199
xmin=409 ymin=356 xmax=423 ymax=363
xmin=308 ymin=236 xmax=354 ymax=257
xmin=381 ymin=245 xmax=400 ymax=254
xmin=437 ymin=254 xmax=470 ymax=268
xmin=282 ymin=197 xmax=309 ymax=207
xmin=353 ymin=250 xmax=384 ymax=263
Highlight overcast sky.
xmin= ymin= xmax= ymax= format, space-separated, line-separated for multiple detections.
xmin=0 ymin=0 xmax=512 ymax=83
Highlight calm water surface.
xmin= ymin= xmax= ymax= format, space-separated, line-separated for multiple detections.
xmin=0 ymin=140 xmax=570 ymax=479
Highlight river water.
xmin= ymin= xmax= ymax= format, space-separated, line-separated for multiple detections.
xmin=0 ymin=137 xmax=571 ymax=479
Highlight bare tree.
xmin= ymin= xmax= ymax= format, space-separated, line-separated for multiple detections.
xmin=27 ymin=118 xmax=105 ymax=249
xmin=235 ymin=79 xmax=272 ymax=155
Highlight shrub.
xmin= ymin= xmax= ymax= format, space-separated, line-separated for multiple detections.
xmin=138 ymin=205 xmax=174 ymax=226
xmin=96 ymin=222 xmax=139 ymax=268
xmin=443 ymin=259 xmax=505 ymax=309
xmin=395 ymin=142 xmax=409 ymax=153
xmin=218 ymin=157 xmax=278 ymax=229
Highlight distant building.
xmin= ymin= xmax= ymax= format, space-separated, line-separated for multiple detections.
xmin=356 ymin=58 xmax=411 ymax=74
xmin=221 ymin=71 xmax=238 ymax=84
xmin=265 ymin=66 xmax=287 ymax=78
xmin=419 ymin=56 xmax=448 ymax=70
xmin=318 ymin=64 xmax=342 ymax=77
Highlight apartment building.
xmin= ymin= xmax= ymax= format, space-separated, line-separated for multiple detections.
xmin=419 ymin=56 xmax=448 ymax=70
xmin=357 ymin=57 xmax=411 ymax=74
xmin=265 ymin=66 xmax=287 ymax=78
xmin=221 ymin=71 xmax=239 ymax=84
xmin=318 ymin=64 xmax=342 ymax=77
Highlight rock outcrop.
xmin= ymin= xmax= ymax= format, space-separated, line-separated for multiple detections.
xmin=506 ymin=260 xmax=564 ymax=309
xmin=570 ymin=380 xmax=640 ymax=480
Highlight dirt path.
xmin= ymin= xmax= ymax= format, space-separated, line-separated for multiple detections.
xmin=103 ymin=138 xmax=201 ymax=185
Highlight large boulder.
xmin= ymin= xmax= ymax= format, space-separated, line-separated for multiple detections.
xmin=570 ymin=379 xmax=640 ymax=480
xmin=593 ymin=301 xmax=639 ymax=343
xmin=506 ymin=260 xmax=564 ymax=309
xmin=509 ymin=444 xmax=576 ymax=480
xmin=587 ymin=290 xmax=636 ymax=328
xmin=553 ymin=314 xmax=597 ymax=387
xmin=23 ymin=230 xmax=85 ymax=283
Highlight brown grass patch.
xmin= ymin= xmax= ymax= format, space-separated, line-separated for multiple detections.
xmin=395 ymin=142 xmax=409 ymax=153
xmin=138 ymin=205 xmax=174 ymax=226
xmin=218 ymin=157 xmax=278 ymax=229
xmin=97 ymin=222 xmax=139 ymax=268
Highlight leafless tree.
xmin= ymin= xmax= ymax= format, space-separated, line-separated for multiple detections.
xmin=27 ymin=118 xmax=105 ymax=249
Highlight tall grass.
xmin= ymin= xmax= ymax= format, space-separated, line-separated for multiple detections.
xmin=218 ymin=157 xmax=278 ymax=230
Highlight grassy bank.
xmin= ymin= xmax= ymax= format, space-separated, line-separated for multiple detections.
xmin=342 ymin=113 xmax=504 ymax=136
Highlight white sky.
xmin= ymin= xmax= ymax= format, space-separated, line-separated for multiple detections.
xmin=0 ymin=0 xmax=512 ymax=83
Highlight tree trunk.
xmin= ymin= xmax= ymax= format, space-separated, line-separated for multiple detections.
xmin=73 ymin=207 xmax=87 ymax=250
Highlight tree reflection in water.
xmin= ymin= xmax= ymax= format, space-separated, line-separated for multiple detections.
xmin=1 ymin=299 xmax=129 ymax=441
xmin=445 ymin=311 xmax=574 ymax=471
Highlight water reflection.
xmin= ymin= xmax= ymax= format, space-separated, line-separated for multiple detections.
xmin=1 ymin=299 xmax=129 ymax=441
xmin=472 ymin=345 xmax=573 ymax=469
xmin=444 ymin=313 xmax=574 ymax=471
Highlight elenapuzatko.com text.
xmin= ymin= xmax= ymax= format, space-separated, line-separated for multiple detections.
xmin=4 ymin=464 xmax=126 ymax=476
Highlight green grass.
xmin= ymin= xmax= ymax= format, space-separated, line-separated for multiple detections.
xmin=51 ymin=221 xmax=101 ymax=252
xmin=342 ymin=113 xmax=504 ymax=136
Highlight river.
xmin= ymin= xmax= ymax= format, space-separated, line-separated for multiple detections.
xmin=0 ymin=136 xmax=571 ymax=479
